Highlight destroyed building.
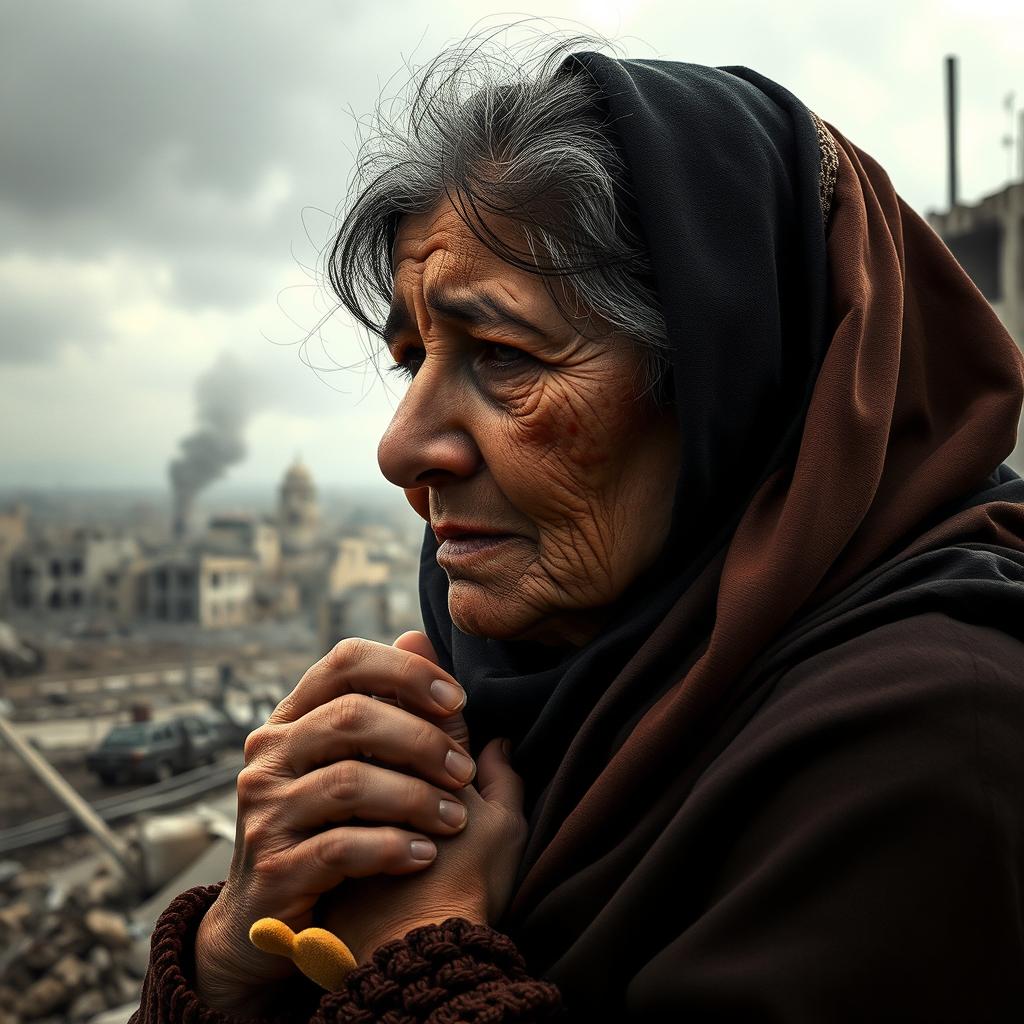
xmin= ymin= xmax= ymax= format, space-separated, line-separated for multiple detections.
xmin=137 ymin=549 xmax=256 ymax=629
xmin=8 ymin=531 xmax=140 ymax=617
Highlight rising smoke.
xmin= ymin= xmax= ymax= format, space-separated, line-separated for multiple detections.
xmin=169 ymin=352 xmax=256 ymax=538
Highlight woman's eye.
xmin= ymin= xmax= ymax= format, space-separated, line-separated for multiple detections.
xmin=385 ymin=346 xmax=424 ymax=381
xmin=385 ymin=341 xmax=533 ymax=383
xmin=479 ymin=342 xmax=531 ymax=370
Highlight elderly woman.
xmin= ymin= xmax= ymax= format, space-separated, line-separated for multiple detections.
xmin=132 ymin=35 xmax=1024 ymax=1024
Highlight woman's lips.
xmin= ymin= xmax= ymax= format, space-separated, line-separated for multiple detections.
xmin=435 ymin=534 xmax=519 ymax=567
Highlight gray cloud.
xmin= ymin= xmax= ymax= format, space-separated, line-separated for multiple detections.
xmin=0 ymin=273 xmax=107 ymax=363
xmin=0 ymin=0 xmax=400 ymax=350
xmin=2 ymin=2 xmax=1021 ymax=487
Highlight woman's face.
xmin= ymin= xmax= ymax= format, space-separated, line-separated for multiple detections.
xmin=377 ymin=199 xmax=680 ymax=647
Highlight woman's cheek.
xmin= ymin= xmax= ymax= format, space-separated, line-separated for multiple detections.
xmin=513 ymin=376 xmax=617 ymax=474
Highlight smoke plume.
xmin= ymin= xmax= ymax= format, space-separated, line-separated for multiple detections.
xmin=169 ymin=352 xmax=256 ymax=538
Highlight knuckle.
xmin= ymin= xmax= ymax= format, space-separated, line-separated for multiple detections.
xmin=394 ymin=652 xmax=422 ymax=697
xmin=316 ymin=830 xmax=352 ymax=869
xmin=243 ymin=726 xmax=269 ymax=763
xmin=236 ymin=765 xmax=270 ymax=805
xmin=329 ymin=692 xmax=372 ymax=735
xmin=270 ymin=693 xmax=298 ymax=722
xmin=374 ymin=826 xmax=408 ymax=863
xmin=329 ymin=635 xmax=371 ymax=670
xmin=410 ymin=716 xmax=438 ymax=760
xmin=405 ymin=775 xmax=431 ymax=816
xmin=240 ymin=814 xmax=274 ymax=852
xmin=324 ymin=759 xmax=364 ymax=805
xmin=243 ymin=722 xmax=287 ymax=764
xmin=251 ymin=849 xmax=290 ymax=884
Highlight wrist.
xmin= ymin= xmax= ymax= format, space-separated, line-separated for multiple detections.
xmin=194 ymin=891 xmax=299 ymax=1014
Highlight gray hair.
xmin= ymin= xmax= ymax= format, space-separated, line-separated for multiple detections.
xmin=325 ymin=29 xmax=673 ymax=403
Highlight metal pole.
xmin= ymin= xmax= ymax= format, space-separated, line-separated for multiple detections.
xmin=1018 ymin=109 xmax=1024 ymax=183
xmin=946 ymin=55 xmax=959 ymax=210
xmin=0 ymin=713 xmax=138 ymax=880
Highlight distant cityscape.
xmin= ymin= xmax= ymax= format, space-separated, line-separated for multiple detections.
xmin=0 ymin=459 xmax=443 ymax=1021
xmin=0 ymin=460 xmax=428 ymax=827
xmin=0 ymin=459 xmax=426 ymax=672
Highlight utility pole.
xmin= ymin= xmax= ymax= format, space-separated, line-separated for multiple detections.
xmin=1002 ymin=91 xmax=1017 ymax=184
xmin=946 ymin=55 xmax=959 ymax=210
xmin=1018 ymin=108 xmax=1024 ymax=183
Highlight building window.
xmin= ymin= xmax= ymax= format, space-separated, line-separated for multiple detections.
xmin=69 ymin=558 xmax=83 ymax=576
xmin=210 ymin=572 xmax=221 ymax=588
xmin=156 ymin=598 xmax=168 ymax=619
xmin=49 ymin=591 xmax=62 ymax=609
xmin=156 ymin=569 xmax=168 ymax=589
xmin=69 ymin=590 xmax=82 ymax=607
xmin=50 ymin=560 xmax=63 ymax=578
xmin=178 ymin=598 xmax=192 ymax=618
xmin=178 ymin=569 xmax=194 ymax=587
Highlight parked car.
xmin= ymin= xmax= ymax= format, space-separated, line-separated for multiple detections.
xmin=86 ymin=714 xmax=222 ymax=785
xmin=195 ymin=708 xmax=243 ymax=752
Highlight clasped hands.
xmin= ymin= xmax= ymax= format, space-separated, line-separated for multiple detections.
xmin=194 ymin=630 xmax=528 ymax=1015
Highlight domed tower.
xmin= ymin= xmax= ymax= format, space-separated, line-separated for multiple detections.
xmin=278 ymin=456 xmax=320 ymax=554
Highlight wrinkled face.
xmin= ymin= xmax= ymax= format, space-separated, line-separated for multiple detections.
xmin=377 ymin=199 xmax=680 ymax=647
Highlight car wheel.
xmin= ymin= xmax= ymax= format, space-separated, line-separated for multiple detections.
xmin=153 ymin=761 xmax=173 ymax=784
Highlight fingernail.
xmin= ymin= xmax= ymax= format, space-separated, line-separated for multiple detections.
xmin=439 ymin=799 xmax=467 ymax=828
xmin=430 ymin=678 xmax=466 ymax=712
xmin=502 ymin=738 xmax=512 ymax=758
xmin=445 ymin=748 xmax=476 ymax=783
xmin=410 ymin=839 xmax=436 ymax=861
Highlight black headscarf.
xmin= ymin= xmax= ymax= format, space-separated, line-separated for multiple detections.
xmin=415 ymin=50 xmax=1024 ymax=899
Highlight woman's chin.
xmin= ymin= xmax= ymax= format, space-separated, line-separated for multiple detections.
xmin=448 ymin=581 xmax=530 ymax=640
xmin=447 ymin=581 xmax=601 ymax=648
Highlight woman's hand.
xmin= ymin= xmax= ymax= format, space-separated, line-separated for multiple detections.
xmin=315 ymin=632 xmax=528 ymax=964
xmin=316 ymin=734 xmax=527 ymax=962
xmin=193 ymin=631 xmax=478 ymax=1014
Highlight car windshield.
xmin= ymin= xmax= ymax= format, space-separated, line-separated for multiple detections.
xmin=102 ymin=724 xmax=152 ymax=746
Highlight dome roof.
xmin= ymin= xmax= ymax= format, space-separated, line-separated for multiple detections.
xmin=282 ymin=456 xmax=314 ymax=486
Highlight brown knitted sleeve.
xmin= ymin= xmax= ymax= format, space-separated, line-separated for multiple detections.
xmin=315 ymin=917 xmax=566 ymax=1024
xmin=127 ymin=881 xmax=324 ymax=1024
xmin=128 ymin=883 xmax=566 ymax=1024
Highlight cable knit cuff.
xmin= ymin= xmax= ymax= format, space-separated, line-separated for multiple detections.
xmin=318 ymin=917 xmax=565 ymax=1023
xmin=132 ymin=882 xmax=323 ymax=1024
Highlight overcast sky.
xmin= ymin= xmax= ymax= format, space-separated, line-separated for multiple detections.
xmin=2 ymin=0 xmax=1022 ymax=493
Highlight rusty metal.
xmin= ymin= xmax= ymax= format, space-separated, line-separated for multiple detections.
xmin=0 ymin=712 xmax=138 ymax=878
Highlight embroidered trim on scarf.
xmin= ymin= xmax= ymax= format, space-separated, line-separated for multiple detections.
xmin=809 ymin=109 xmax=838 ymax=228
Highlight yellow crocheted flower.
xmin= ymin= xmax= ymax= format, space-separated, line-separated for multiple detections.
xmin=249 ymin=918 xmax=357 ymax=991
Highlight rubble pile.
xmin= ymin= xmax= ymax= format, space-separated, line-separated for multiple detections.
xmin=0 ymin=856 xmax=148 ymax=1024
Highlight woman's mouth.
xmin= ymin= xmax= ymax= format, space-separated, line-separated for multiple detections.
xmin=436 ymin=534 xmax=519 ymax=567
xmin=432 ymin=520 xmax=524 ymax=569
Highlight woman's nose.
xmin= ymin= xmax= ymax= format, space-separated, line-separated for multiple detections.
xmin=377 ymin=367 xmax=482 ymax=490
